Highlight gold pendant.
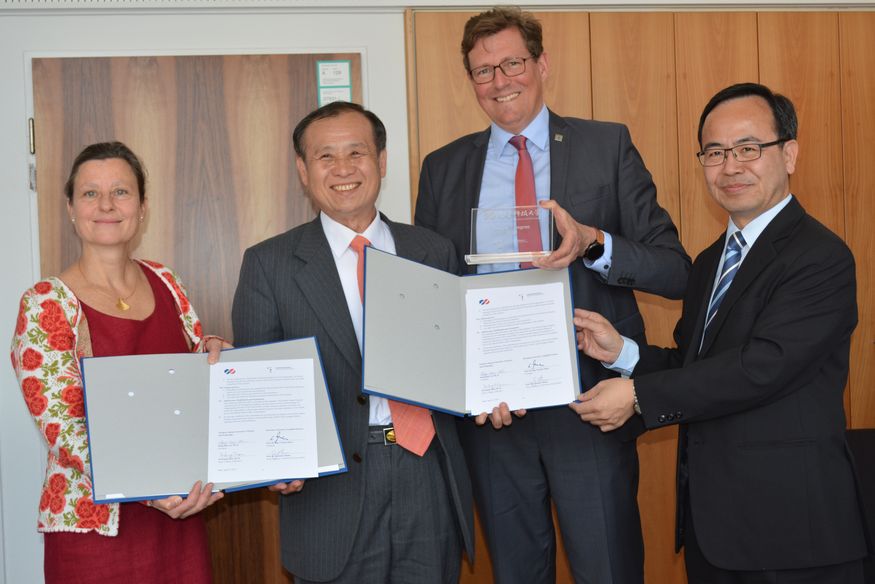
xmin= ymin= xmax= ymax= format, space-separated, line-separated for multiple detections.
xmin=117 ymin=298 xmax=130 ymax=311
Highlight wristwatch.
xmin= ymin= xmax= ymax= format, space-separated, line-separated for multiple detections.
xmin=632 ymin=383 xmax=642 ymax=415
xmin=583 ymin=229 xmax=605 ymax=261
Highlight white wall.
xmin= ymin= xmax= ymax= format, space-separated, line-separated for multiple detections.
xmin=0 ymin=9 xmax=411 ymax=583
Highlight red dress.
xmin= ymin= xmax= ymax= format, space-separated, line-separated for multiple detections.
xmin=43 ymin=266 xmax=212 ymax=584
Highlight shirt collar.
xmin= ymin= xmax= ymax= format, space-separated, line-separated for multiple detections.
xmin=320 ymin=211 xmax=386 ymax=259
xmin=489 ymin=104 xmax=550 ymax=159
xmin=727 ymin=193 xmax=794 ymax=249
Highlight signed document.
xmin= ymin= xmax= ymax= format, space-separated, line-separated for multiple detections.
xmin=465 ymin=283 xmax=575 ymax=412
xmin=362 ymin=248 xmax=581 ymax=416
xmin=208 ymin=359 xmax=318 ymax=484
xmin=81 ymin=337 xmax=345 ymax=503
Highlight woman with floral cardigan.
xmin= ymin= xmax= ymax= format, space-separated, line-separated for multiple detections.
xmin=11 ymin=142 xmax=227 ymax=583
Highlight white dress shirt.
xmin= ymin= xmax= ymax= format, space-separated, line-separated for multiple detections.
xmin=320 ymin=211 xmax=396 ymax=425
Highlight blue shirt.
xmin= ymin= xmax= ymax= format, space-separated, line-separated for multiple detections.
xmin=475 ymin=105 xmax=613 ymax=274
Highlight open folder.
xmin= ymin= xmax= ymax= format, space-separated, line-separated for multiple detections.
xmin=362 ymin=248 xmax=581 ymax=416
xmin=81 ymin=337 xmax=345 ymax=504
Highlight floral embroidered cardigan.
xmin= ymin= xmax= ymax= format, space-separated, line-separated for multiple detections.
xmin=10 ymin=259 xmax=206 ymax=536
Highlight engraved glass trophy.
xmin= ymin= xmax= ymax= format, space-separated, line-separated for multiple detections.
xmin=465 ymin=205 xmax=554 ymax=266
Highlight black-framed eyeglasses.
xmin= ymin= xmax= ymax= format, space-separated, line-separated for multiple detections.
xmin=468 ymin=56 xmax=535 ymax=84
xmin=696 ymin=139 xmax=789 ymax=167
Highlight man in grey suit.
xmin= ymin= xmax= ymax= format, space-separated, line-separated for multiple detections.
xmin=232 ymin=101 xmax=473 ymax=584
xmin=415 ymin=7 xmax=691 ymax=584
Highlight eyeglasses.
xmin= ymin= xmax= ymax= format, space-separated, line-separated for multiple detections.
xmin=468 ymin=56 xmax=535 ymax=84
xmin=696 ymin=139 xmax=788 ymax=167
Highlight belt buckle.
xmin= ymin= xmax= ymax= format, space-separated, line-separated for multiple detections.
xmin=382 ymin=426 xmax=396 ymax=445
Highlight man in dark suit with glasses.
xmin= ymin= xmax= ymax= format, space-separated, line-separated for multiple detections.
xmin=415 ymin=6 xmax=691 ymax=583
xmin=573 ymin=82 xmax=870 ymax=584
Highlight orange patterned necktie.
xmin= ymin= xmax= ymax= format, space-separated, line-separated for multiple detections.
xmin=350 ymin=235 xmax=436 ymax=456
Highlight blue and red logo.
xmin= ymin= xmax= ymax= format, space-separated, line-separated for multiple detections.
xmin=478 ymin=298 xmax=490 ymax=305
xmin=223 ymin=368 xmax=236 ymax=375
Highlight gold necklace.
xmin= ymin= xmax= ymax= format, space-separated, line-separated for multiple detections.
xmin=77 ymin=260 xmax=139 ymax=311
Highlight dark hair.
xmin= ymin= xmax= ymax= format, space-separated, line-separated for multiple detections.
xmin=64 ymin=141 xmax=146 ymax=203
xmin=698 ymin=82 xmax=797 ymax=148
xmin=292 ymin=101 xmax=387 ymax=159
xmin=461 ymin=6 xmax=544 ymax=72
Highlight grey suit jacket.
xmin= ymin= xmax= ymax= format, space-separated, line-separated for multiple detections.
xmin=416 ymin=111 xmax=691 ymax=440
xmin=231 ymin=214 xmax=474 ymax=581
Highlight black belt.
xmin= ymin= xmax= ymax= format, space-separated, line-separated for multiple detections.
xmin=367 ymin=425 xmax=396 ymax=446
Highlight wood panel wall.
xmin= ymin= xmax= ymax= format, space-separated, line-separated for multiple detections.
xmin=32 ymin=53 xmax=362 ymax=584
xmin=590 ymin=13 xmax=685 ymax=579
xmin=407 ymin=10 xmax=875 ymax=584
xmin=840 ymin=12 xmax=875 ymax=429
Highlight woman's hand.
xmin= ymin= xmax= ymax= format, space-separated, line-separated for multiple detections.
xmin=147 ymin=481 xmax=223 ymax=519
xmin=204 ymin=335 xmax=234 ymax=365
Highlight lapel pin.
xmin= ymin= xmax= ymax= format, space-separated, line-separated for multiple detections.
xmin=554 ymin=133 xmax=564 ymax=142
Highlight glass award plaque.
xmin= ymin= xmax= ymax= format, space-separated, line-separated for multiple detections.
xmin=465 ymin=206 xmax=554 ymax=266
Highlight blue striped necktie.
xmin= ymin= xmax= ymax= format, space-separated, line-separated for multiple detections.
xmin=703 ymin=231 xmax=747 ymax=337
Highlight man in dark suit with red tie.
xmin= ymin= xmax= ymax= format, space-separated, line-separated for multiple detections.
xmin=573 ymin=83 xmax=870 ymax=583
xmin=415 ymin=6 xmax=691 ymax=584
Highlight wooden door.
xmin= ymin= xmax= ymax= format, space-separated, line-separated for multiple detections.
xmin=32 ymin=52 xmax=362 ymax=584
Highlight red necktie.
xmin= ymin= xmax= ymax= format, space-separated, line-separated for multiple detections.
xmin=509 ymin=135 xmax=543 ymax=268
xmin=350 ymin=235 xmax=436 ymax=456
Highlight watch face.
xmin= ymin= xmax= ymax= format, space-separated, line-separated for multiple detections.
xmin=584 ymin=242 xmax=604 ymax=261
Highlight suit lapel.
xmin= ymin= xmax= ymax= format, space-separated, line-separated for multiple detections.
xmin=547 ymin=111 xmax=571 ymax=206
xmin=686 ymin=237 xmax=723 ymax=363
xmin=385 ymin=214 xmax=428 ymax=264
xmin=294 ymin=218 xmax=362 ymax=374
xmin=465 ymin=130 xmax=490 ymax=273
xmin=698 ymin=198 xmax=805 ymax=355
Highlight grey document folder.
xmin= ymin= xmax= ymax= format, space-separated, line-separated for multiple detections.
xmin=81 ymin=337 xmax=345 ymax=503
xmin=362 ymin=248 xmax=581 ymax=416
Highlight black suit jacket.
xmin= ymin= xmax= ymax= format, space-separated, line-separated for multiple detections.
xmin=635 ymin=197 xmax=869 ymax=570
xmin=416 ymin=111 xmax=691 ymax=438
xmin=231 ymin=215 xmax=474 ymax=581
